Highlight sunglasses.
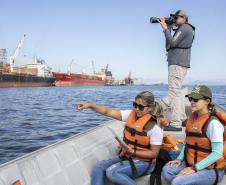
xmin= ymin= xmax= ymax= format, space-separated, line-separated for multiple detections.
xmin=175 ymin=15 xmax=184 ymax=19
xmin=133 ymin=102 xmax=148 ymax=111
xmin=188 ymin=97 xmax=207 ymax=103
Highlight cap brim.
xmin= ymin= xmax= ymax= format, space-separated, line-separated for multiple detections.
xmin=185 ymin=92 xmax=204 ymax=99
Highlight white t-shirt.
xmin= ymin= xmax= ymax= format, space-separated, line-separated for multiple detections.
xmin=206 ymin=119 xmax=224 ymax=142
xmin=120 ymin=110 xmax=163 ymax=145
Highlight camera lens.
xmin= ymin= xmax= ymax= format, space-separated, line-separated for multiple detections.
xmin=150 ymin=17 xmax=159 ymax=24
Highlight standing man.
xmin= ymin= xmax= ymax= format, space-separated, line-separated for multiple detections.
xmin=158 ymin=10 xmax=195 ymax=131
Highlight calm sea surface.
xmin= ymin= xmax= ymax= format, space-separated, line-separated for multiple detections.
xmin=0 ymin=85 xmax=225 ymax=165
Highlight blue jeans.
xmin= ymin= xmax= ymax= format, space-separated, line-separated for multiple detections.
xmin=162 ymin=161 xmax=225 ymax=185
xmin=91 ymin=156 xmax=155 ymax=185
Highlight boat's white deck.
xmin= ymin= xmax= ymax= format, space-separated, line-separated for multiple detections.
xmin=0 ymin=120 xmax=225 ymax=185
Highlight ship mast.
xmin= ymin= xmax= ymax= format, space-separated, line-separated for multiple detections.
xmin=9 ymin=34 xmax=26 ymax=72
xmin=92 ymin=60 xmax=96 ymax=75
xmin=67 ymin=59 xmax=74 ymax=75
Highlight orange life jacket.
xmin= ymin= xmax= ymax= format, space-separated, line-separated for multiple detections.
xmin=185 ymin=112 xmax=226 ymax=169
xmin=12 ymin=180 xmax=22 ymax=185
xmin=123 ymin=109 xmax=167 ymax=161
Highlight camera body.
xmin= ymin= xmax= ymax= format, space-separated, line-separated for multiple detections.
xmin=150 ymin=15 xmax=175 ymax=25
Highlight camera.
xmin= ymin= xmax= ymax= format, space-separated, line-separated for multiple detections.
xmin=150 ymin=15 xmax=175 ymax=25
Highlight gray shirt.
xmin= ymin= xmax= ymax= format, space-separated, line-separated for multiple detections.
xmin=164 ymin=24 xmax=194 ymax=68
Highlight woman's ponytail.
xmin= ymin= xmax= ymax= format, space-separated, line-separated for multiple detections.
xmin=151 ymin=101 xmax=164 ymax=125
xmin=208 ymin=102 xmax=217 ymax=114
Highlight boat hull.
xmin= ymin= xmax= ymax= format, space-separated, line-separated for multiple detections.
xmin=0 ymin=73 xmax=55 ymax=87
xmin=53 ymin=72 xmax=105 ymax=87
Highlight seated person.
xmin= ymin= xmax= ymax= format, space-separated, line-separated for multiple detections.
xmin=76 ymin=91 xmax=166 ymax=185
xmin=163 ymin=85 xmax=225 ymax=185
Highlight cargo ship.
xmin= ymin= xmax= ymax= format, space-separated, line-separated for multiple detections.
xmin=53 ymin=72 xmax=105 ymax=86
xmin=0 ymin=61 xmax=55 ymax=87
xmin=0 ymin=35 xmax=55 ymax=88
xmin=53 ymin=60 xmax=111 ymax=86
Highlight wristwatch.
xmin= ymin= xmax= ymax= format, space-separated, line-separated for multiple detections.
xmin=130 ymin=149 xmax=136 ymax=158
xmin=192 ymin=165 xmax=198 ymax=173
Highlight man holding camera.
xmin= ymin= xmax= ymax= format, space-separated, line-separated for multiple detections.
xmin=158 ymin=10 xmax=195 ymax=131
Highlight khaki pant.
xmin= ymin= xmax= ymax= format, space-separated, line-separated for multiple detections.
xmin=168 ymin=65 xmax=188 ymax=128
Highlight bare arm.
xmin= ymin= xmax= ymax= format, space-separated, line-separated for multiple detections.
xmin=76 ymin=101 xmax=122 ymax=121
xmin=134 ymin=145 xmax=161 ymax=159
xmin=121 ymin=144 xmax=161 ymax=160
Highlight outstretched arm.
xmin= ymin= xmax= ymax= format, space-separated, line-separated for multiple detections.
xmin=76 ymin=101 xmax=122 ymax=121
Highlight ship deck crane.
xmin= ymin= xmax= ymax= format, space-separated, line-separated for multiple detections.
xmin=67 ymin=59 xmax=75 ymax=75
xmin=92 ymin=60 xmax=96 ymax=75
xmin=9 ymin=34 xmax=26 ymax=72
xmin=105 ymin=64 xmax=109 ymax=73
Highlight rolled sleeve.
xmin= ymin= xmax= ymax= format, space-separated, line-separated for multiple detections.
xmin=120 ymin=110 xmax=131 ymax=122
xmin=147 ymin=125 xmax=163 ymax=145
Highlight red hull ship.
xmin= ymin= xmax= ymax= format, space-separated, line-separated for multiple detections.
xmin=53 ymin=72 xmax=105 ymax=86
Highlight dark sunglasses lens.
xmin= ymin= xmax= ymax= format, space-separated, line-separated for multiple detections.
xmin=133 ymin=102 xmax=144 ymax=111
xmin=138 ymin=105 xmax=144 ymax=111
xmin=188 ymin=97 xmax=199 ymax=102
xmin=175 ymin=15 xmax=183 ymax=19
xmin=133 ymin=102 xmax=136 ymax=108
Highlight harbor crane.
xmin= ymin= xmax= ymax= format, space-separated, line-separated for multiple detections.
xmin=9 ymin=34 xmax=26 ymax=72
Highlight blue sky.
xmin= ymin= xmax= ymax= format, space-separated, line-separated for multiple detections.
xmin=1 ymin=0 xmax=226 ymax=84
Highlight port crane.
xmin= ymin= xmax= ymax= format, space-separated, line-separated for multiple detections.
xmin=9 ymin=34 xmax=26 ymax=72
xmin=124 ymin=72 xmax=137 ymax=85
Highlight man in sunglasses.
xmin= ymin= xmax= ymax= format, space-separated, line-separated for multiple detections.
xmin=158 ymin=10 xmax=195 ymax=131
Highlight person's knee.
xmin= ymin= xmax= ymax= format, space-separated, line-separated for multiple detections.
xmin=106 ymin=164 xmax=121 ymax=179
xmin=171 ymin=177 xmax=184 ymax=185
xmin=94 ymin=160 xmax=108 ymax=171
xmin=106 ymin=164 xmax=118 ymax=181
xmin=162 ymin=165 xmax=167 ymax=174
xmin=162 ymin=165 xmax=171 ymax=179
xmin=163 ymin=164 xmax=182 ymax=182
xmin=162 ymin=164 xmax=171 ymax=174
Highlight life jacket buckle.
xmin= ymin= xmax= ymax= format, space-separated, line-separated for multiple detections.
xmin=128 ymin=128 xmax=136 ymax=136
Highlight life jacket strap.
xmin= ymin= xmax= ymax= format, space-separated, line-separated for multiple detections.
xmin=119 ymin=156 xmax=137 ymax=178
xmin=123 ymin=137 xmax=150 ymax=149
xmin=150 ymin=149 xmax=172 ymax=185
xmin=125 ymin=126 xmax=147 ymax=136
xmin=186 ymin=132 xmax=207 ymax=138
xmin=213 ymin=169 xmax=219 ymax=185
xmin=186 ymin=143 xmax=211 ymax=153
xmin=194 ymin=143 xmax=198 ymax=164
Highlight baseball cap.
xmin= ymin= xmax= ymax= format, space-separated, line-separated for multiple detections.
xmin=185 ymin=85 xmax=212 ymax=100
xmin=171 ymin=10 xmax=188 ymax=19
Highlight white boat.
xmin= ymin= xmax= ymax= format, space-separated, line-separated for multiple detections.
xmin=0 ymin=88 xmax=225 ymax=185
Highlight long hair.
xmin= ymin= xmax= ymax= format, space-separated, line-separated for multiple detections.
xmin=208 ymin=101 xmax=217 ymax=114
xmin=135 ymin=91 xmax=164 ymax=124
